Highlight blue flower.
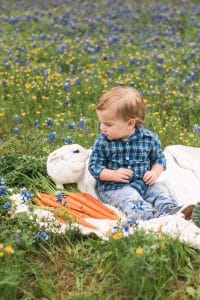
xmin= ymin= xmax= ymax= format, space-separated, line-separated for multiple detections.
xmin=13 ymin=127 xmax=20 ymax=134
xmin=55 ymin=191 xmax=65 ymax=203
xmin=37 ymin=231 xmax=49 ymax=241
xmin=67 ymin=123 xmax=75 ymax=130
xmin=33 ymin=120 xmax=40 ymax=127
xmin=0 ymin=185 xmax=7 ymax=196
xmin=0 ymin=139 xmax=4 ymax=145
xmin=64 ymin=83 xmax=70 ymax=91
xmin=193 ymin=124 xmax=200 ymax=133
xmin=46 ymin=118 xmax=54 ymax=126
xmin=77 ymin=118 xmax=86 ymax=129
xmin=0 ymin=178 xmax=5 ymax=186
xmin=64 ymin=99 xmax=69 ymax=107
xmin=2 ymin=79 xmax=6 ymax=86
xmin=129 ymin=57 xmax=136 ymax=65
xmin=3 ymin=201 xmax=11 ymax=210
xmin=64 ymin=137 xmax=72 ymax=144
xmin=20 ymin=187 xmax=32 ymax=202
xmin=48 ymin=132 xmax=57 ymax=141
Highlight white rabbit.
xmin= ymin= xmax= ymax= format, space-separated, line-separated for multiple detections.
xmin=47 ymin=144 xmax=89 ymax=189
xmin=77 ymin=149 xmax=98 ymax=198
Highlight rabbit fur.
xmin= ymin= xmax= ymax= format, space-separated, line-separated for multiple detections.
xmin=47 ymin=144 xmax=90 ymax=190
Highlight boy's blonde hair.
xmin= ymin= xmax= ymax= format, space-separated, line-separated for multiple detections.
xmin=96 ymin=86 xmax=145 ymax=127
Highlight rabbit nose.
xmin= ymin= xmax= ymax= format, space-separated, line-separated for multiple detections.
xmin=73 ymin=149 xmax=80 ymax=153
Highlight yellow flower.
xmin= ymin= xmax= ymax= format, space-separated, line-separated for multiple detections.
xmin=160 ymin=242 xmax=166 ymax=249
xmin=4 ymin=245 xmax=14 ymax=254
xmin=0 ymin=252 xmax=4 ymax=257
xmin=112 ymin=231 xmax=123 ymax=240
xmin=0 ymin=243 xmax=3 ymax=249
xmin=135 ymin=247 xmax=144 ymax=255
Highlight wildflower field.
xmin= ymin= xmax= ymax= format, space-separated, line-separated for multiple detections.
xmin=0 ymin=0 xmax=200 ymax=299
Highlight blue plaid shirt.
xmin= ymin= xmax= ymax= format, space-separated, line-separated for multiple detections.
xmin=88 ymin=127 xmax=166 ymax=196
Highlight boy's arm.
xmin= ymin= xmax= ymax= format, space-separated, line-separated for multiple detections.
xmin=143 ymin=133 xmax=166 ymax=185
xmin=143 ymin=163 xmax=164 ymax=186
xmin=99 ymin=168 xmax=133 ymax=183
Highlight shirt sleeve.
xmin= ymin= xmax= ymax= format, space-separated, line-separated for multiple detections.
xmin=149 ymin=134 xmax=166 ymax=170
xmin=88 ymin=136 xmax=107 ymax=179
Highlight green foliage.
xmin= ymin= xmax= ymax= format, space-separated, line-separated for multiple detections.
xmin=0 ymin=154 xmax=47 ymax=188
xmin=0 ymin=0 xmax=200 ymax=299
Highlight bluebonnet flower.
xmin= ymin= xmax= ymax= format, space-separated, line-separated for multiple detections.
xmin=13 ymin=127 xmax=20 ymax=134
xmin=33 ymin=120 xmax=40 ymax=127
xmin=55 ymin=191 xmax=65 ymax=204
xmin=117 ymin=65 xmax=125 ymax=73
xmin=3 ymin=201 xmax=11 ymax=210
xmin=64 ymin=137 xmax=72 ymax=144
xmin=64 ymin=82 xmax=70 ymax=91
xmin=129 ymin=57 xmax=136 ymax=65
xmin=48 ymin=132 xmax=57 ymax=141
xmin=77 ymin=118 xmax=86 ymax=129
xmin=20 ymin=187 xmax=32 ymax=202
xmin=13 ymin=114 xmax=20 ymax=124
xmin=2 ymin=79 xmax=7 ymax=86
xmin=193 ymin=124 xmax=200 ymax=133
xmin=0 ymin=185 xmax=7 ymax=196
xmin=0 ymin=178 xmax=5 ymax=186
xmin=46 ymin=118 xmax=54 ymax=126
xmin=37 ymin=231 xmax=49 ymax=241
xmin=64 ymin=99 xmax=69 ymax=107
xmin=75 ymin=77 xmax=81 ymax=85
xmin=67 ymin=122 xmax=75 ymax=130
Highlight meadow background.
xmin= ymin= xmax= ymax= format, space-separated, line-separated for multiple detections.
xmin=0 ymin=0 xmax=200 ymax=299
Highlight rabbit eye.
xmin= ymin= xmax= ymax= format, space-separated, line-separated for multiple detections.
xmin=73 ymin=149 xmax=80 ymax=153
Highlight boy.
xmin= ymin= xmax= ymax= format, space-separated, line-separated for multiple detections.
xmin=88 ymin=87 xmax=194 ymax=223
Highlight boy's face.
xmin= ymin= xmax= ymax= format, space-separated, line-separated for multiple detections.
xmin=97 ymin=108 xmax=135 ymax=140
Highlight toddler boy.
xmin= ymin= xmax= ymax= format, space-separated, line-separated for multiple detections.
xmin=89 ymin=87 xmax=194 ymax=223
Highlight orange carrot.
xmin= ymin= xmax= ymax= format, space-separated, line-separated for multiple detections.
xmin=68 ymin=192 xmax=118 ymax=220
xmin=34 ymin=193 xmax=97 ymax=230
xmin=82 ymin=193 xmax=118 ymax=217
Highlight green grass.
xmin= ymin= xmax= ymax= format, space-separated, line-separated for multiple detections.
xmin=0 ymin=0 xmax=200 ymax=299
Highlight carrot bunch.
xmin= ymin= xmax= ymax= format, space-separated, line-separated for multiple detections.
xmin=33 ymin=191 xmax=118 ymax=230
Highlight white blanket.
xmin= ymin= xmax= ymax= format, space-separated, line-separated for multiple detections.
xmin=12 ymin=145 xmax=200 ymax=250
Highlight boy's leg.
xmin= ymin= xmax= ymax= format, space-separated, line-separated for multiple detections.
xmin=98 ymin=185 xmax=154 ymax=222
xmin=144 ymin=182 xmax=179 ymax=216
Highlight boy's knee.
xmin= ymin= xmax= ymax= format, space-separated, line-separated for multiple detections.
xmin=150 ymin=182 xmax=170 ymax=194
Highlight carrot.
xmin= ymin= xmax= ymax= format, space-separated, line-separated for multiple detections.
xmin=34 ymin=193 xmax=98 ymax=230
xmin=68 ymin=192 xmax=118 ymax=220
xmin=33 ymin=196 xmax=46 ymax=207
xmin=82 ymin=193 xmax=118 ymax=217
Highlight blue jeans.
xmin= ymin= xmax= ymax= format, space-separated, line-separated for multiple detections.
xmin=98 ymin=182 xmax=177 ymax=223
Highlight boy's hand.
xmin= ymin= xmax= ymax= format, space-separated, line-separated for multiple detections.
xmin=113 ymin=168 xmax=133 ymax=183
xmin=99 ymin=167 xmax=133 ymax=182
xmin=143 ymin=170 xmax=158 ymax=185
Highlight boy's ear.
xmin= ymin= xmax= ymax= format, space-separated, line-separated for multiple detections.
xmin=128 ymin=118 xmax=136 ymax=127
